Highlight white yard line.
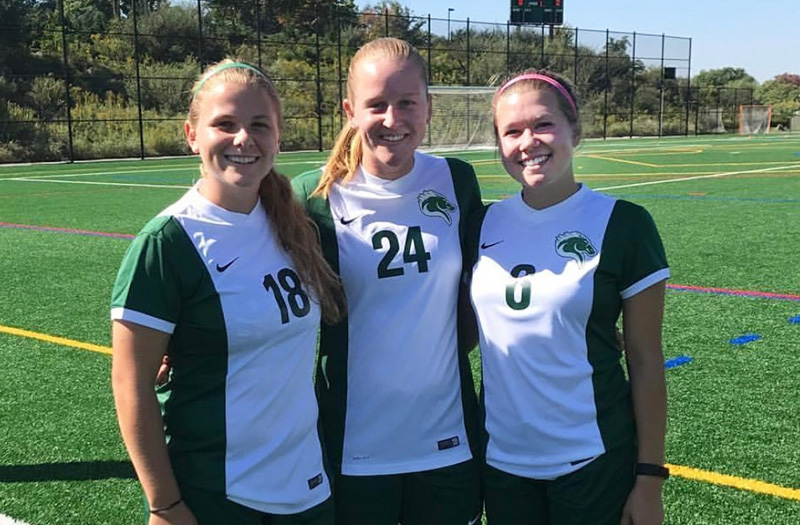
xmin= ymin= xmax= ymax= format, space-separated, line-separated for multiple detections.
xmin=10 ymin=178 xmax=190 ymax=189
xmin=0 ymin=514 xmax=32 ymax=525
xmin=1 ymin=166 xmax=197 ymax=180
xmin=0 ymin=160 xmax=323 ymax=180
xmin=594 ymin=163 xmax=800 ymax=191
xmin=483 ymin=162 xmax=800 ymax=202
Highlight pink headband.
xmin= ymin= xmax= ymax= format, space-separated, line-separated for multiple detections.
xmin=495 ymin=73 xmax=578 ymax=119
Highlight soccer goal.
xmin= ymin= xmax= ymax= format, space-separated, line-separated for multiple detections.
xmin=426 ymin=86 xmax=497 ymax=151
xmin=698 ymin=108 xmax=726 ymax=134
xmin=738 ymin=105 xmax=772 ymax=134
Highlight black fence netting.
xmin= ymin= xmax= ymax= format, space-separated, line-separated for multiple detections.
xmin=0 ymin=1 xmax=752 ymax=163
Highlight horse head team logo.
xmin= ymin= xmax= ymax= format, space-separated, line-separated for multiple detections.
xmin=418 ymin=190 xmax=456 ymax=225
xmin=555 ymin=231 xmax=597 ymax=266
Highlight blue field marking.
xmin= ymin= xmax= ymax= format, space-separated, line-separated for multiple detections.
xmin=664 ymin=355 xmax=693 ymax=369
xmin=789 ymin=315 xmax=800 ymax=324
xmin=730 ymin=334 xmax=762 ymax=345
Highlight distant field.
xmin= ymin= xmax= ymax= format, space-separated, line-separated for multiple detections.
xmin=2 ymin=133 xmax=800 ymax=524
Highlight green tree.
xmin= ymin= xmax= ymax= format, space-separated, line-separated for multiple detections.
xmin=756 ymin=73 xmax=800 ymax=127
xmin=693 ymin=67 xmax=758 ymax=90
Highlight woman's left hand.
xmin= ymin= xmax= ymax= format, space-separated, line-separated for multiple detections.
xmin=620 ymin=475 xmax=664 ymax=525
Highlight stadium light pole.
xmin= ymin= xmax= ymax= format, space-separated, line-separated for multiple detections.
xmin=447 ymin=8 xmax=455 ymax=40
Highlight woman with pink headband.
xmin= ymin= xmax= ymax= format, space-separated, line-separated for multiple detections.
xmin=465 ymin=69 xmax=669 ymax=524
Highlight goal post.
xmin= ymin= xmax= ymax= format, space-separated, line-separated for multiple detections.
xmin=426 ymin=86 xmax=497 ymax=151
xmin=738 ymin=105 xmax=772 ymax=134
xmin=698 ymin=108 xmax=726 ymax=134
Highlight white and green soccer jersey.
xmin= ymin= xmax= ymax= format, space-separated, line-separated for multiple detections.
xmin=111 ymin=186 xmax=330 ymax=514
xmin=293 ymin=152 xmax=483 ymax=476
xmin=468 ymin=185 xmax=669 ymax=480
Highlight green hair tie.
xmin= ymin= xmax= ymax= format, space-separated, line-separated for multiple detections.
xmin=192 ymin=62 xmax=269 ymax=98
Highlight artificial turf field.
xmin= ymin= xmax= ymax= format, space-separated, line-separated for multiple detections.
xmin=1 ymin=133 xmax=799 ymax=524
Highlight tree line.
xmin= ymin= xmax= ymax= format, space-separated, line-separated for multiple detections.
xmin=1 ymin=0 xmax=798 ymax=163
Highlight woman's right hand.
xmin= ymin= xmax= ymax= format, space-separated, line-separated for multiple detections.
xmin=148 ymin=501 xmax=198 ymax=525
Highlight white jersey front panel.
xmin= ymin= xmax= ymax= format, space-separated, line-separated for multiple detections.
xmin=330 ymin=152 xmax=471 ymax=475
xmin=471 ymin=186 xmax=668 ymax=480
xmin=115 ymin=186 xmax=329 ymax=514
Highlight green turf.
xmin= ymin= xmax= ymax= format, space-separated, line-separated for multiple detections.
xmin=2 ymin=133 xmax=800 ymax=523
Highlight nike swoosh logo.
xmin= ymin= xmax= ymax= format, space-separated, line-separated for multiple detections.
xmin=339 ymin=216 xmax=361 ymax=225
xmin=216 ymin=257 xmax=239 ymax=272
xmin=481 ymin=240 xmax=504 ymax=249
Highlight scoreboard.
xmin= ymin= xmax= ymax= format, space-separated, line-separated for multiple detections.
xmin=510 ymin=0 xmax=564 ymax=25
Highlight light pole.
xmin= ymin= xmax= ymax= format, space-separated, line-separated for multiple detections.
xmin=447 ymin=8 xmax=455 ymax=40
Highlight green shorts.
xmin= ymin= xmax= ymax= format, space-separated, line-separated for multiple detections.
xmin=144 ymin=485 xmax=334 ymax=525
xmin=334 ymin=459 xmax=482 ymax=525
xmin=483 ymin=443 xmax=636 ymax=525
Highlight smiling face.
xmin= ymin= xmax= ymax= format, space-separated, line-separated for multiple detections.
xmin=343 ymin=57 xmax=431 ymax=180
xmin=495 ymin=87 xmax=580 ymax=209
xmin=185 ymin=82 xmax=280 ymax=212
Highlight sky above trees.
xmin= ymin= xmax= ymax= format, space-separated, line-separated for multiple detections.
xmin=365 ymin=0 xmax=799 ymax=83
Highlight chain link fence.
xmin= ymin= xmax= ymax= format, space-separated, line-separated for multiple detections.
xmin=0 ymin=1 xmax=753 ymax=163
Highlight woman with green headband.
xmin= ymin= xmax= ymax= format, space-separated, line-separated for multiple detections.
xmin=111 ymin=59 xmax=343 ymax=524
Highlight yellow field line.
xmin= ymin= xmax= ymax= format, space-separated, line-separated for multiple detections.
xmin=0 ymin=323 xmax=111 ymax=355
xmin=470 ymin=158 xmax=500 ymax=166
xmin=668 ymin=464 xmax=800 ymax=501
xmin=585 ymin=149 xmax=704 ymax=157
xmin=584 ymin=154 xmax=659 ymax=167
xmin=3 ymin=322 xmax=800 ymax=501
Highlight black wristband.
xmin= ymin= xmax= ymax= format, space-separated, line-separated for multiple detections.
xmin=149 ymin=498 xmax=182 ymax=514
xmin=636 ymin=463 xmax=669 ymax=479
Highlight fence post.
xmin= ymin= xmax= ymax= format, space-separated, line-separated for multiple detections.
xmin=658 ymin=33 xmax=665 ymax=137
xmin=384 ymin=8 xmax=389 ymax=37
xmin=58 ymin=0 xmax=75 ymax=162
xmin=573 ymin=27 xmax=578 ymax=90
xmin=315 ymin=8 xmax=323 ymax=152
xmin=629 ymin=31 xmax=636 ymax=138
xmin=694 ymin=87 xmax=700 ymax=135
xmin=337 ymin=3 xmax=344 ymax=134
xmin=685 ymin=37 xmax=692 ymax=136
xmin=466 ymin=18 xmax=470 ymax=86
xmin=427 ymin=15 xmax=432 ymax=85
xmin=603 ymin=29 xmax=609 ymax=140
xmin=196 ymin=0 xmax=204 ymax=71
xmin=540 ymin=25 xmax=545 ymax=67
xmin=506 ymin=21 xmax=511 ymax=76
xmin=132 ymin=0 xmax=145 ymax=159
xmin=256 ymin=0 xmax=263 ymax=69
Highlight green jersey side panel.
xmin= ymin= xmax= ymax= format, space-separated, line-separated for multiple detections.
xmin=293 ymin=169 xmax=350 ymax=471
xmin=112 ymin=215 xmax=228 ymax=492
xmin=588 ymin=200 xmax=669 ymax=450
xmin=447 ymin=156 xmax=484 ymax=460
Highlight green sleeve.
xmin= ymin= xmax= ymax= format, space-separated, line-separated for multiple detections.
xmin=602 ymin=200 xmax=669 ymax=293
xmin=111 ymin=216 xmax=185 ymax=326
xmin=291 ymin=168 xmax=323 ymax=207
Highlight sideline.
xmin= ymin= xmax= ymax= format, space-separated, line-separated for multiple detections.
xmin=0 ymin=514 xmax=32 ymax=525
xmin=668 ymin=464 xmax=800 ymax=502
xmin=0 ymin=324 xmax=111 ymax=355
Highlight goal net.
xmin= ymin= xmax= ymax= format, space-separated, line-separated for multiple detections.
xmin=738 ymin=105 xmax=772 ymax=134
xmin=426 ymin=86 xmax=496 ymax=151
xmin=698 ymin=108 xmax=726 ymax=133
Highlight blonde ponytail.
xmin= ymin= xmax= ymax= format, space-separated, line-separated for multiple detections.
xmin=312 ymin=125 xmax=362 ymax=198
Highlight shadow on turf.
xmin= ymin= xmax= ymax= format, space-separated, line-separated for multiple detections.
xmin=0 ymin=460 xmax=135 ymax=482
